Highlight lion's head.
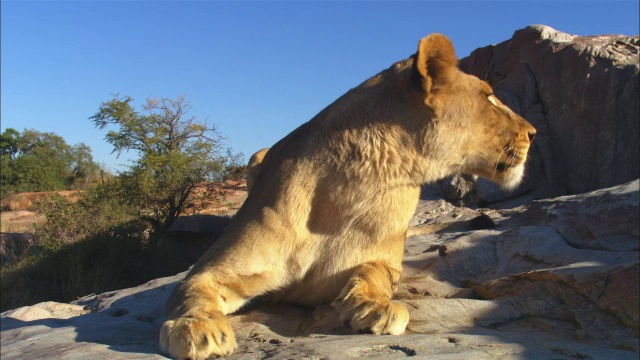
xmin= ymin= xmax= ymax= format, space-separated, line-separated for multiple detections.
xmin=413 ymin=34 xmax=536 ymax=189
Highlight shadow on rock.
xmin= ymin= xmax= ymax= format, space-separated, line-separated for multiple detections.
xmin=400 ymin=179 xmax=639 ymax=359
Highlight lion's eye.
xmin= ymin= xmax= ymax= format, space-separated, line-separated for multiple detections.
xmin=487 ymin=94 xmax=499 ymax=107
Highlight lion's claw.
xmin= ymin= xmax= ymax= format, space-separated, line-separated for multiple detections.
xmin=334 ymin=298 xmax=409 ymax=335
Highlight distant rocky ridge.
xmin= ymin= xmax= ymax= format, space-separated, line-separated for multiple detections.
xmin=1 ymin=25 xmax=638 ymax=360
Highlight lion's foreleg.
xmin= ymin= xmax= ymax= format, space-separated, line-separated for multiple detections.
xmin=159 ymin=273 xmax=238 ymax=359
xmin=160 ymin=269 xmax=279 ymax=359
xmin=331 ymin=261 xmax=409 ymax=335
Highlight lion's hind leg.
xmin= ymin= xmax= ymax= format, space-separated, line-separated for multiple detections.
xmin=331 ymin=261 xmax=409 ymax=335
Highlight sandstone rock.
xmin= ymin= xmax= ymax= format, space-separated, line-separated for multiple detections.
xmin=0 ymin=191 xmax=83 ymax=212
xmin=2 ymin=179 xmax=637 ymax=359
xmin=437 ymin=174 xmax=480 ymax=207
xmin=2 ymin=301 xmax=88 ymax=321
xmin=432 ymin=25 xmax=639 ymax=205
xmin=182 ymin=181 xmax=248 ymax=217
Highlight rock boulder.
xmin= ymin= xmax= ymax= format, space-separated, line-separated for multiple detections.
xmin=2 ymin=179 xmax=637 ymax=359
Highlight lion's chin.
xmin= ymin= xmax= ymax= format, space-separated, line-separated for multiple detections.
xmin=498 ymin=163 xmax=525 ymax=191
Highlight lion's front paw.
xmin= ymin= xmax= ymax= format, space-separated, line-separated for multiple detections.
xmin=159 ymin=311 xmax=236 ymax=359
xmin=333 ymin=298 xmax=409 ymax=335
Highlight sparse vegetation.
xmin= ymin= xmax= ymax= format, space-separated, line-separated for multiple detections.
xmin=0 ymin=95 xmax=246 ymax=311
xmin=0 ymin=180 xmax=208 ymax=311
xmin=221 ymin=148 xmax=248 ymax=181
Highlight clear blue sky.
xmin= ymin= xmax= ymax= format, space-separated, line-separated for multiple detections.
xmin=2 ymin=1 xmax=638 ymax=171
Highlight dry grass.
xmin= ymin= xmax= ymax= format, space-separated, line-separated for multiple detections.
xmin=0 ymin=211 xmax=46 ymax=233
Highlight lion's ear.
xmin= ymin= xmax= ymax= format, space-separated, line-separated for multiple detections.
xmin=414 ymin=34 xmax=458 ymax=93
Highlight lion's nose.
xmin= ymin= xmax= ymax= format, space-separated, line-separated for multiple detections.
xmin=527 ymin=130 xmax=536 ymax=143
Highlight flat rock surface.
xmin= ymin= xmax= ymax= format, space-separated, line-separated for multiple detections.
xmin=2 ymin=179 xmax=638 ymax=359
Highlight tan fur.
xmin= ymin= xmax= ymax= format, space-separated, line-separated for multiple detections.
xmin=246 ymin=147 xmax=495 ymax=238
xmin=160 ymin=34 xmax=536 ymax=359
xmin=246 ymin=148 xmax=269 ymax=193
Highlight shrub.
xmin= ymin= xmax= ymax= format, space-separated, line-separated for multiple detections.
xmin=0 ymin=173 xmax=219 ymax=311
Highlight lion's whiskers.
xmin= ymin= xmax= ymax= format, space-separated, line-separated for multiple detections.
xmin=491 ymin=147 xmax=508 ymax=180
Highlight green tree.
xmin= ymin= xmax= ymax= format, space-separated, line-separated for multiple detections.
xmin=0 ymin=129 xmax=100 ymax=196
xmin=90 ymin=95 xmax=224 ymax=229
xmin=13 ymin=129 xmax=73 ymax=192
xmin=0 ymin=128 xmax=20 ymax=163
xmin=1 ymin=128 xmax=21 ymax=195
xmin=1 ymin=129 xmax=19 ymax=195
xmin=69 ymin=143 xmax=101 ymax=188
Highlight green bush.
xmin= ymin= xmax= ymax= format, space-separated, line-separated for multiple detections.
xmin=0 ymin=128 xmax=101 ymax=196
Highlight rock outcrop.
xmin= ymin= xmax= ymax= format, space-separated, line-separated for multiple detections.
xmin=430 ymin=25 xmax=639 ymax=205
xmin=2 ymin=179 xmax=638 ymax=359
xmin=1 ymin=191 xmax=83 ymax=212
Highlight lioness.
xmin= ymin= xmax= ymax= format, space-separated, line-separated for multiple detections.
xmin=160 ymin=34 xmax=536 ymax=359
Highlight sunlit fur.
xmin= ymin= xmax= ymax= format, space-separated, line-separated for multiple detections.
xmin=246 ymin=148 xmax=269 ymax=193
xmin=159 ymin=33 xmax=536 ymax=359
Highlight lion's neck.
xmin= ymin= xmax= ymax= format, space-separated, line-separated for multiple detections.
xmin=332 ymin=128 xmax=452 ymax=187
xmin=317 ymin=64 xmax=450 ymax=187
